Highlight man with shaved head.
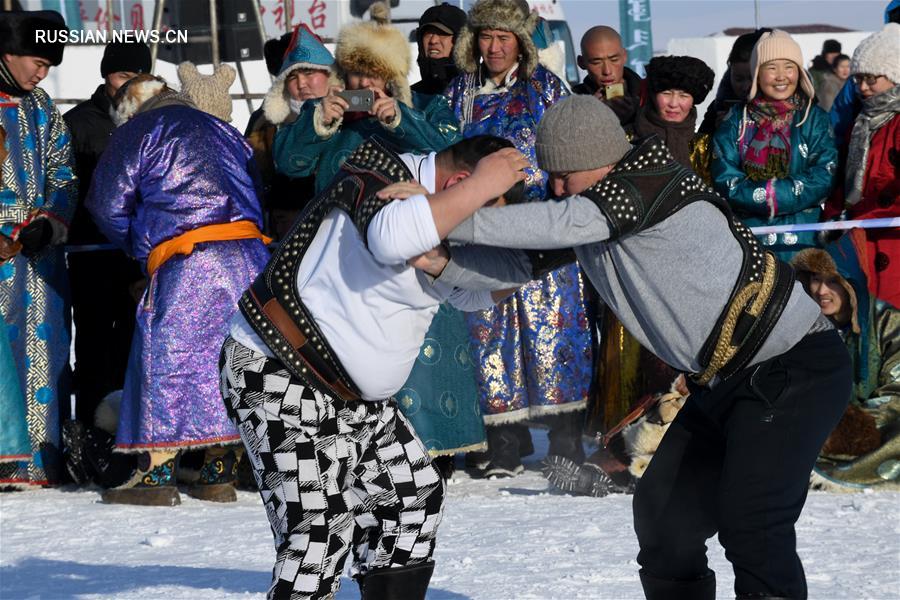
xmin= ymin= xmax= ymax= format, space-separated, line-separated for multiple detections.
xmin=574 ymin=25 xmax=645 ymax=135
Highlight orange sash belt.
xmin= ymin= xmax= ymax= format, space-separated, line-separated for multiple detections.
xmin=147 ymin=220 xmax=272 ymax=276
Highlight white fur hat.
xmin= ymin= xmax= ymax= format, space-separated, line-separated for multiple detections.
xmin=851 ymin=23 xmax=900 ymax=85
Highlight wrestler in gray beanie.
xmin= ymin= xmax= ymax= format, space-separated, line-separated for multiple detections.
xmin=536 ymin=95 xmax=633 ymax=173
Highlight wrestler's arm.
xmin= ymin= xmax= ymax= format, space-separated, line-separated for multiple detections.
xmin=447 ymin=196 xmax=612 ymax=249
xmin=367 ymin=148 xmax=528 ymax=265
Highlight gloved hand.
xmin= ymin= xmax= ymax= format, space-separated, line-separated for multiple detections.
xmin=18 ymin=218 xmax=54 ymax=257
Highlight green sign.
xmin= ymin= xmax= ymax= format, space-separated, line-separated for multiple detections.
xmin=619 ymin=0 xmax=653 ymax=77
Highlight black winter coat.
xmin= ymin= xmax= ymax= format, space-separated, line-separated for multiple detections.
xmin=63 ymin=85 xmax=116 ymax=245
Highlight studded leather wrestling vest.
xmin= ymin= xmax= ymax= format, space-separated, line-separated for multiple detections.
xmin=578 ymin=135 xmax=796 ymax=385
xmin=239 ymin=138 xmax=413 ymax=401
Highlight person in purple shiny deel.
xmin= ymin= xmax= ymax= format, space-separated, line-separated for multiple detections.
xmin=86 ymin=74 xmax=271 ymax=506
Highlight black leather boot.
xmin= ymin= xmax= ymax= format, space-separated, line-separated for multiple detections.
xmin=639 ymin=569 xmax=715 ymax=600
xmin=357 ymin=561 xmax=435 ymax=600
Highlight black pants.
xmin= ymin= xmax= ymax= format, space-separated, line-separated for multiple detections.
xmin=633 ymin=330 xmax=851 ymax=599
xmin=68 ymin=250 xmax=140 ymax=422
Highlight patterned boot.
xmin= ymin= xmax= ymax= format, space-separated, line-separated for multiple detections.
xmin=101 ymin=451 xmax=181 ymax=506
xmin=186 ymin=447 xmax=239 ymax=503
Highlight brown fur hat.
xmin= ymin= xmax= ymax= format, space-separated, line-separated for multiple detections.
xmin=453 ymin=0 xmax=540 ymax=79
xmin=334 ymin=7 xmax=411 ymax=107
xmin=791 ymin=248 xmax=860 ymax=334
xmin=111 ymin=73 xmax=196 ymax=126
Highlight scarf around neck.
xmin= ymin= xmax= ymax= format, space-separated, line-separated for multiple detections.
xmin=743 ymin=94 xmax=801 ymax=181
xmin=845 ymin=84 xmax=900 ymax=205
xmin=635 ymin=104 xmax=698 ymax=168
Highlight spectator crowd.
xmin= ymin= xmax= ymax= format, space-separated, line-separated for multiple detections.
xmin=0 ymin=1 xmax=897 ymax=598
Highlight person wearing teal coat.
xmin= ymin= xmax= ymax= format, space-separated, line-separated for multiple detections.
xmin=0 ymin=315 xmax=29 ymax=465
xmin=273 ymin=18 xmax=460 ymax=194
xmin=712 ymin=29 xmax=837 ymax=261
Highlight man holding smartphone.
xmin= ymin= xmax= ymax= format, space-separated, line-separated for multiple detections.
xmin=574 ymin=25 xmax=646 ymax=136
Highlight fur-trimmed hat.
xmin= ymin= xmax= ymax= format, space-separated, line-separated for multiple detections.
xmin=749 ymin=29 xmax=816 ymax=124
xmin=334 ymin=14 xmax=412 ymax=106
xmin=791 ymin=247 xmax=861 ymax=334
xmin=263 ymin=24 xmax=336 ymax=124
xmin=851 ymin=23 xmax=900 ymax=85
xmin=645 ymin=55 xmax=715 ymax=105
xmin=111 ymin=73 xmax=195 ymax=126
xmin=453 ymin=0 xmax=540 ymax=79
xmin=0 ymin=10 xmax=67 ymax=66
xmin=178 ymin=61 xmax=236 ymax=122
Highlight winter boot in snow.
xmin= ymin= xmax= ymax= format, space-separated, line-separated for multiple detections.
xmin=357 ymin=561 xmax=434 ymax=600
xmin=545 ymin=410 xmax=586 ymax=465
xmin=101 ymin=450 xmax=180 ymax=506
xmin=481 ymin=424 xmax=525 ymax=478
xmin=186 ymin=446 xmax=239 ymax=502
xmin=542 ymin=455 xmax=621 ymax=497
xmin=639 ymin=569 xmax=715 ymax=600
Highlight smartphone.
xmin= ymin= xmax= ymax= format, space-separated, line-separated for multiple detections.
xmin=336 ymin=89 xmax=375 ymax=112
xmin=604 ymin=83 xmax=625 ymax=100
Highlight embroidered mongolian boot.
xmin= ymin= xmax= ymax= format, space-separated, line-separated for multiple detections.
xmin=186 ymin=446 xmax=239 ymax=502
xmin=101 ymin=450 xmax=180 ymax=506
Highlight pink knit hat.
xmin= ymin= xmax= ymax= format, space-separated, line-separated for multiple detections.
xmin=748 ymin=29 xmax=815 ymax=124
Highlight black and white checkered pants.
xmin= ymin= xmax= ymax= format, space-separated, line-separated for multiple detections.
xmin=219 ymin=336 xmax=445 ymax=600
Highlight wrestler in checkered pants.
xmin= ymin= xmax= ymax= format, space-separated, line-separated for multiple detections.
xmin=219 ymin=337 xmax=445 ymax=600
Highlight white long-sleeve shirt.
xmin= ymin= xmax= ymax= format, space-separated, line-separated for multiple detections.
xmin=230 ymin=152 xmax=494 ymax=400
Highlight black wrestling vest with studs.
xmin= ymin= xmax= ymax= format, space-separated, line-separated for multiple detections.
xmin=532 ymin=135 xmax=796 ymax=385
xmin=239 ymin=138 xmax=414 ymax=400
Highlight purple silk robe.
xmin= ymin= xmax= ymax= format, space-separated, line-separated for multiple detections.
xmin=87 ymin=105 xmax=269 ymax=450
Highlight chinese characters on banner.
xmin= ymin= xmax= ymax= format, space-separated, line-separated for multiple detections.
xmin=259 ymin=0 xmax=334 ymax=36
xmin=619 ymin=0 xmax=653 ymax=77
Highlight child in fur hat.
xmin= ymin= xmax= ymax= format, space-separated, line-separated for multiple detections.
xmin=712 ymin=29 xmax=838 ymax=261
xmin=792 ymin=231 xmax=900 ymax=491
xmin=273 ymin=12 xmax=461 ymax=193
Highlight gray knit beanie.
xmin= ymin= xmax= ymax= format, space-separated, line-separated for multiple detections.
xmin=536 ymin=96 xmax=632 ymax=173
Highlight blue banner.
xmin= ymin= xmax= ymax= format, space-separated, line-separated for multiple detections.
xmin=619 ymin=0 xmax=653 ymax=77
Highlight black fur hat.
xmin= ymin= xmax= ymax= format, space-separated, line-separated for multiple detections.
xmin=0 ymin=10 xmax=68 ymax=66
xmin=645 ymin=55 xmax=715 ymax=104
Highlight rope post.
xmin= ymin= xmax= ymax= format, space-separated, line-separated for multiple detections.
xmin=251 ymin=0 xmax=273 ymax=82
xmin=209 ymin=0 xmax=220 ymax=66
xmin=106 ymin=0 xmax=115 ymax=36
xmin=150 ymin=0 xmax=165 ymax=73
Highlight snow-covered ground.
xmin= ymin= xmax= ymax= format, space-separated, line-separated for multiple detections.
xmin=2 ymin=431 xmax=899 ymax=600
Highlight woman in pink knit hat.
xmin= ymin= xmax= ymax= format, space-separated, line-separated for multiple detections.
xmin=712 ymin=29 xmax=838 ymax=261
